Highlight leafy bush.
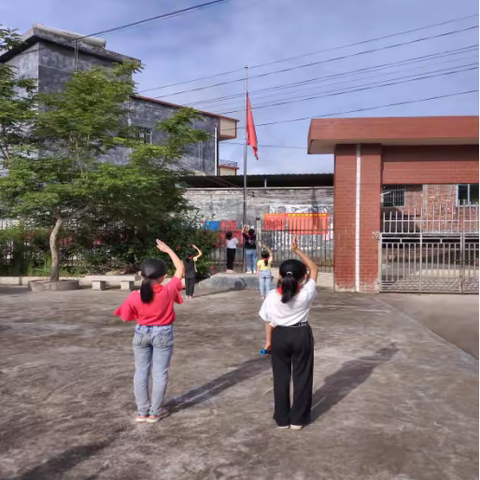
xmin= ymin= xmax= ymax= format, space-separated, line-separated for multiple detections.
xmin=0 ymin=215 xmax=218 ymax=277
xmin=0 ymin=224 xmax=50 ymax=276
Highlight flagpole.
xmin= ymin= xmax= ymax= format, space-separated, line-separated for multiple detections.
xmin=243 ymin=65 xmax=248 ymax=272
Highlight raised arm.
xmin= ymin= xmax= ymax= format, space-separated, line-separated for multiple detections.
xmin=192 ymin=244 xmax=202 ymax=261
xmin=291 ymin=235 xmax=318 ymax=282
xmin=156 ymin=239 xmax=185 ymax=280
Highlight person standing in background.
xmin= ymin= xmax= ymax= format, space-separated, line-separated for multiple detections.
xmin=243 ymin=224 xmax=257 ymax=274
xmin=183 ymin=244 xmax=202 ymax=299
xmin=225 ymin=231 xmax=238 ymax=273
xmin=257 ymin=245 xmax=273 ymax=299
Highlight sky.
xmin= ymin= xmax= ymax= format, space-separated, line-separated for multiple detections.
xmin=1 ymin=0 xmax=478 ymax=174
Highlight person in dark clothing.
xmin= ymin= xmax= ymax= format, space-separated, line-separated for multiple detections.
xmin=242 ymin=225 xmax=257 ymax=274
xmin=183 ymin=244 xmax=202 ymax=299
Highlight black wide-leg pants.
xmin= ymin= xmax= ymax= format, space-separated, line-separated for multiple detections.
xmin=271 ymin=325 xmax=314 ymax=427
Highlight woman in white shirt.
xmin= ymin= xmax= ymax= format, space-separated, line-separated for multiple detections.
xmin=225 ymin=231 xmax=238 ymax=273
xmin=259 ymin=235 xmax=318 ymax=431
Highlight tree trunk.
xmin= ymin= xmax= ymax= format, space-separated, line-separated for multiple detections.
xmin=49 ymin=216 xmax=64 ymax=282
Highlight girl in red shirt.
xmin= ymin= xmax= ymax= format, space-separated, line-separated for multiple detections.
xmin=114 ymin=239 xmax=184 ymax=424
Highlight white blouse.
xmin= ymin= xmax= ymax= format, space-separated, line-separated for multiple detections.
xmin=226 ymin=238 xmax=238 ymax=249
xmin=259 ymin=279 xmax=317 ymax=327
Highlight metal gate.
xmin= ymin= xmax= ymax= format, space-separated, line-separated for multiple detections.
xmin=379 ymin=204 xmax=479 ymax=293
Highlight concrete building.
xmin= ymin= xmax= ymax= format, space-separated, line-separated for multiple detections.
xmin=308 ymin=116 xmax=479 ymax=293
xmin=0 ymin=24 xmax=237 ymax=175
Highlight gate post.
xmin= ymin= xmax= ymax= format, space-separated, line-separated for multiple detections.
xmin=256 ymin=217 xmax=262 ymax=258
xmin=460 ymin=232 xmax=465 ymax=293
xmin=377 ymin=231 xmax=383 ymax=291
xmin=419 ymin=231 xmax=423 ymax=292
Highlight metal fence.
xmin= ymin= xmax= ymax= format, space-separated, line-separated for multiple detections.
xmin=379 ymin=204 xmax=479 ymax=293
xmin=259 ymin=214 xmax=333 ymax=271
xmin=207 ymin=215 xmax=333 ymax=273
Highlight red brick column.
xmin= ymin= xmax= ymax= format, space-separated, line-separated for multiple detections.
xmin=333 ymin=145 xmax=356 ymax=290
xmin=334 ymin=144 xmax=382 ymax=292
xmin=359 ymin=145 xmax=382 ymax=293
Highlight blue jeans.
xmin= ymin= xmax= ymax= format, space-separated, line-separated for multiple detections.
xmin=259 ymin=270 xmax=271 ymax=297
xmin=245 ymin=249 xmax=257 ymax=273
xmin=132 ymin=325 xmax=174 ymax=416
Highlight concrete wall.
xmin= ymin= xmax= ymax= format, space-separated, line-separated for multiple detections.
xmin=6 ymin=44 xmax=40 ymax=80
xmin=129 ymin=98 xmax=217 ymax=175
xmin=184 ymin=187 xmax=334 ymax=225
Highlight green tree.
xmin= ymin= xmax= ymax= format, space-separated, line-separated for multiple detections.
xmin=0 ymin=48 xmax=209 ymax=281
xmin=0 ymin=27 xmax=37 ymax=170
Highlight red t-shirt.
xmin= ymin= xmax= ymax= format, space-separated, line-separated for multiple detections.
xmin=114 ymin=277 xmax=183 ymax=326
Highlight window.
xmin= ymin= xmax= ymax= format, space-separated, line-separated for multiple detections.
xmin=457 ymin=184 xmax=479 ymax=205
xmin=381 ymin=185 xmax=405 ymax=207
xmin=135 ymin=126 xmax=152 ymax=144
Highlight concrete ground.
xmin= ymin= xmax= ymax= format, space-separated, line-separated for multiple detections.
xmin=0 ymin=287 xmax=477 ymax=480
xmin=380 ymin=294 xmax=479 ymax=359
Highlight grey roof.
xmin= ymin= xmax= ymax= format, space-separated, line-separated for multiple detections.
xmin=181 ymin=173 xmax=334 ymax=188
xmin=0 ymin=24 xmax=140 ymax=64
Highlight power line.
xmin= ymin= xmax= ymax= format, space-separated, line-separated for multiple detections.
xmin=219 ymin=64 xmax=479 ymax=115
xmin=152 ymin=24 xmax=478 ymax=99
xmin=5 ymin=0 xmax=235 ymax=60
xmin=232 ymin=89 xmax=479 ymax=130
xmin=78 ymin=0 xmax=235 ymax=40
xmin=213 ymin=55 xmax=479 ymax=114
xmin=140 ymin=13 xmax=478 ymax=93
xmin=187 ymin=45 xmax=478 ymax=108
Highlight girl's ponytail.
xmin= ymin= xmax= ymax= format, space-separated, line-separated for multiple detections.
xmin=261 ymin=250 xmax=270 ymax=267
xmin=280 ymin=274 xmax=298 ymax=304
xmin=139 ymin=259 xmax=168 ymax=304
xmin=279 ymin=259 xmax=307 ymax=304
xmin=140 ymin=278 xmax=154 ymax=303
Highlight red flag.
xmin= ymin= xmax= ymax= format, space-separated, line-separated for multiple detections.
xmin=246 ymin=94 xmax=258 ymax=160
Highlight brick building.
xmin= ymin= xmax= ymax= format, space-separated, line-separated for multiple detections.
xmin=1 ymin=24 xmax=237 ymax=175
xmin=308 ymin=116 xmax=479 ymax=293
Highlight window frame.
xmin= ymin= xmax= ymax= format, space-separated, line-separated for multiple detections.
xmin=456 ymin=184 xmax=479 ymax=206
xmin=381 ymin=184 xmax=406 ymax=208
xmin=135 ymin=126 xmax=152 ymax=145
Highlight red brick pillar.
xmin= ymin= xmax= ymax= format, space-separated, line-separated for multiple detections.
xmin=333 ymin=145 xmax=356 ymax=290
xmin=334 ymin=144 xmax=382 ymax=292
xmin=359 ymin=145 xmax=381 ymax=292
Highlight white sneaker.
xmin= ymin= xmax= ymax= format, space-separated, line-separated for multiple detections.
xmin=290 ymin=425 xmax=304 ymax=431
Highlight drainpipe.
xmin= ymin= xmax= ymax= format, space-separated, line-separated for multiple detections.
xmin=355 ymin=144 xmax=361 ymax=292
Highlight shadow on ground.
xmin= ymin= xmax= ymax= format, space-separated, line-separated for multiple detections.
xmin=0 ymin=286 xmax=31 ymax=295
xmin=311 ymin=344 xmax=399 ymax=423
xmin=166 ymin=356 xmax=271 ymax=413
xmin=7 ymin=428 xmax=125 ymax=480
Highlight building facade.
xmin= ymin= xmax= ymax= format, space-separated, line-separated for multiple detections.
xmin=1 ymin=24 xmax=237 ymax=175
xmin=308 ymin=116 xmax=479 ymax=293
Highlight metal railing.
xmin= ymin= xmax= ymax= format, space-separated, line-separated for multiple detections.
xmin=382 ymin=203 xmax=479 ymax=234
xmin=379 ymin=203 xmax=479 ymax=293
